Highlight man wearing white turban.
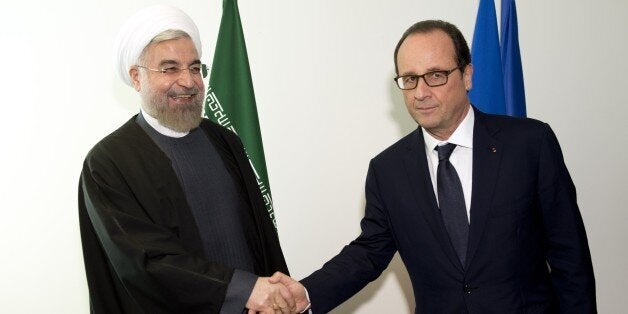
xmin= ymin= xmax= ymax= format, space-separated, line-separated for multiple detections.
xmin=79 ymin=5 xmax=293 ymax=314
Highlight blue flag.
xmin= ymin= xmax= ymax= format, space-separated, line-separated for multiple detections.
xmin=501 ymin=0 xmax=526 ymax=117
xmin=469 ymin=0 xmax=506 ymax=115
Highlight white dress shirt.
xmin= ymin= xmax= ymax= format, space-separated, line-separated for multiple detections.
xmin=422 ymin=107 xmax=474 ymax=223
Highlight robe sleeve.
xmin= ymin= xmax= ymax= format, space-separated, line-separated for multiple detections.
xmin=79 ymin=145 xmax=234 ymax=314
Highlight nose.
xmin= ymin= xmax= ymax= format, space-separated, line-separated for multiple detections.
xmin=413 ymin=77 xmax=431 ymax=100
xmin=176 ymin=69 xmax=196 ymax=88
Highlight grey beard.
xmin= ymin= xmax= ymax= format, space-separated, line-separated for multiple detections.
xmin=142 ymin=91 xmax=204 ymax=132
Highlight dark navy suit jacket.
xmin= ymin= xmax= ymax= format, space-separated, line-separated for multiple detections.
xmin=301 ymin=108 xmax=596 ymax=313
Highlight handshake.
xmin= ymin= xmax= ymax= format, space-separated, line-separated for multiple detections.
xmin=245 ymin=272 xmax=310 ymax=314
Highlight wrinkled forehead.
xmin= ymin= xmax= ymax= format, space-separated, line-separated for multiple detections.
xmin=397 ymin=30 xmax=457 ymax=71
xmin=141 ymin=37 xmax=201 ymax=66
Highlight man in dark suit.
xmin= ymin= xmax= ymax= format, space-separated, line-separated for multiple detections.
xmin=271 ymin=20 xmax=596 ymax=313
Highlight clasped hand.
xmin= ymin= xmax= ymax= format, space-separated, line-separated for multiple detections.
xmin=245 ymin=272 xmax=309 ymax=314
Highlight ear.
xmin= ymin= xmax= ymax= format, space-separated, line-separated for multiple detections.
xmin=462 ymin=63 xmax=473 ymax=91
xmin=129 ymin=66 xmax=142 ymax=92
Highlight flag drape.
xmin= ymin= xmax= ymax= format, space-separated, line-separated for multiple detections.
xmin=204 ymin=0 xmax=276 ymax=227
xmin=470 ymin=0 xmax=526 ymax=117
xmin=501 ymin=0 xmax=526 ymax=117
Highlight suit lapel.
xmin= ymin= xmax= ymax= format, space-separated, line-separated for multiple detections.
xmin=402 ymin=128 xmax=464 ymax=272
xmin=466 ymin=110 xmax=502 ymax=268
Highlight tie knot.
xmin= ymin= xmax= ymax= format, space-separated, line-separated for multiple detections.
xmin=435 ymin=143 xmax=456 ymax=161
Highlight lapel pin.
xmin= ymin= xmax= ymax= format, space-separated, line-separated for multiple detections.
xmin=490 ymin=147 xmax=497 ymax=153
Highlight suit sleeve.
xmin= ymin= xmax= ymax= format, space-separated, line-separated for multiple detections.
xmin=301 ymin=161 xmax=397 ymax=313
xmin=537 ymin=123 xmax=596 ymax=313
xmin=79 ymin=148 xmax=235 ymax=313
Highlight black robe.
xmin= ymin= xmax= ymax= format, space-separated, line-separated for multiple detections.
xmin=79 ymin=116 xmax=288 ymax=313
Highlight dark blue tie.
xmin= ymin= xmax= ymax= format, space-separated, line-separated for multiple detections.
xmin=435 ymin=143 xmax=469 ymax=267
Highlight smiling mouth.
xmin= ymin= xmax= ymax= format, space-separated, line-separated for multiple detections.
xmin=169 ymin=94 xmax=197 ymax=103
xmin=168 ymin=94 xmax=197 ymax=106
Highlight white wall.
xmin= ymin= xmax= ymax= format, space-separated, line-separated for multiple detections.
xmin=1 ymin=0 xmax=626 ymax=312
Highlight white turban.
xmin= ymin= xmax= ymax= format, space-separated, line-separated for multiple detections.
xmin=113 ymin=4 xmax=202 ymax=87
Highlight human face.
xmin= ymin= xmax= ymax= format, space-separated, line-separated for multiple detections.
xmin=130 ymin=37 xmax=205 ymax=132
xmin=396 ymin=30 xmax=473 ymax=140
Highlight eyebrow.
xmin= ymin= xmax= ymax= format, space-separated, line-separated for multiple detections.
xmin=157 ymin=59 xmax=202 ymax=67
xmin=400 ymin=66 xmax=453 ymax=76
xmin=425 ymin=66 xmax=446 ymax=72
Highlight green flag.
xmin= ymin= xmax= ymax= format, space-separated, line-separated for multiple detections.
xmin=204 ymin=0 xmax=276 ymax=227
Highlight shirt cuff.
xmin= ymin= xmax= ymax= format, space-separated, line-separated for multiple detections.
xmin=301 ymin=286 xmax=312 ymax=313
xmin=220 ymin=269 xmax=258 ymax=314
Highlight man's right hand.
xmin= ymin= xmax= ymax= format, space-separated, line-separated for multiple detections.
xmin=246 ymin=277 xmax=296 ymax=314
xmin=268 ymin=272 xmax=310 ymax=313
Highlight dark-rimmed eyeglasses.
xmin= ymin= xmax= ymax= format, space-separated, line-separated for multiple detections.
xmin=393 ymin=67 xmax=461 ymax=90
xmin=137 ymin=64 xmax=208 ymax=78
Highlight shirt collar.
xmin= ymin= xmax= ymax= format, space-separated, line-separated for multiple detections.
xmin=140 ymin=108 xmax=189 ymax=138
xmin=422 ymin=105 xmax=474 ymax=154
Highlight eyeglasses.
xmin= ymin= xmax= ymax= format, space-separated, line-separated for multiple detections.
xmin=393 ymin=67 xmax=461 ymax=90
xmin=137 ymin=64 xmax=208 ymax=78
